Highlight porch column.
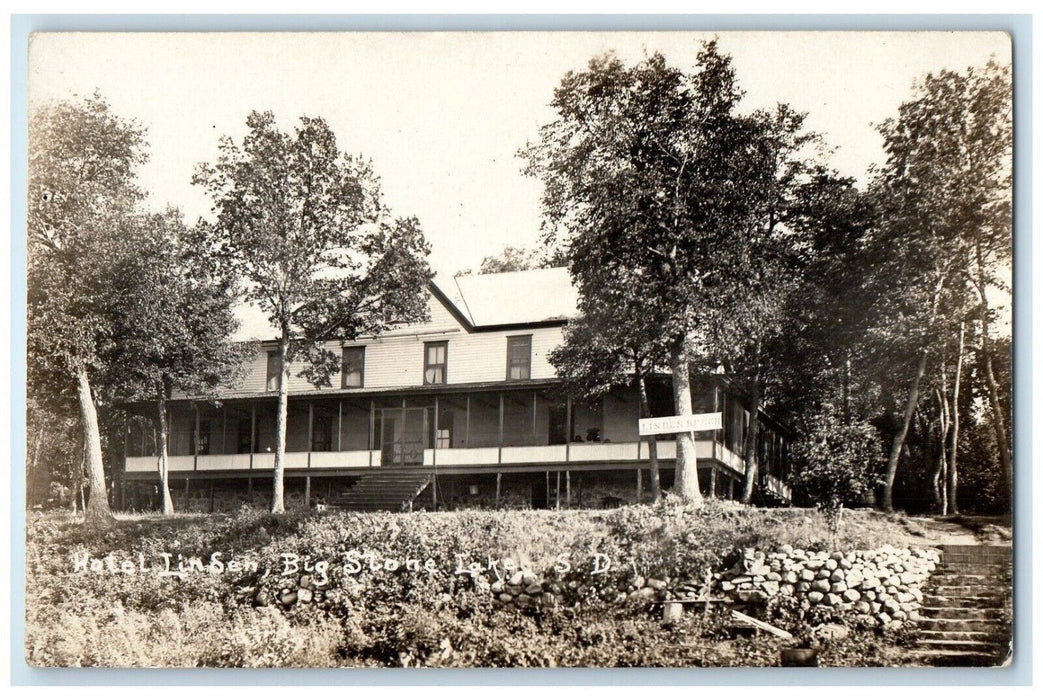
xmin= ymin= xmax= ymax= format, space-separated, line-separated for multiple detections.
xmin=637 ymin=467 xmax=643 ymax=502
xmin=369 ymin=399 xmax=375 ymax=467
xmin=565 ymin=397 xmax=572 ymax=463
xmin=307 ymin=401 xmax=314 ymax=468
xmin=495 ymin=472 xmax=501 ymax=508
xmin=249 ymin=404 xmax=257 ymax=470
xmin=337 ymin=400 xmax=343 ymax=452
xmin=222 ymin=405 xmax=227 ymax=455
xmin=305 ymin=476 xmax=311 ymax=510
xmin=712 ymin=384 xmax=720 ymax=462
xmin=498 ymin=392 xmax=504 ymax=464
xmin=555 ymin=471 xmax=561 ymax=510
xmin=710 ymin=464 xmax=718 ymax=498
xmin=566 ymin=470 xmax=571 ymax=508
xmin=433 ymin=396 xmax=439 ymax=467
xmin=193 ymin=404 xmax=200 ymax=471
xmin=465 ymin=395 xmax=471 ymax=448
xmin=532 ymin=390 xmax=537 ymax=445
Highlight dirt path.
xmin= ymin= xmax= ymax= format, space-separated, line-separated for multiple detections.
xmin=899 ymin=515 xmax=1012 ymax=547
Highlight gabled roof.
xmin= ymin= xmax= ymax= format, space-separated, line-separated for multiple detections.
xmin=230 ymin=266 xmax=579 ymax=342
xmin=434 ymin=267 xmax=578 ymax=328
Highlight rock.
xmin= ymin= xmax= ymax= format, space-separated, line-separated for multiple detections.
xmin=632 ymin=575 xmax=646 ymax=589
xmin=720 ymin=581 xmax=736 ymax=592
xmin=491 ymin=580 xmax=504 ymax=594
xmin=517 ymin=593 xmax=532 ymax=606
xmin=811 ymin=579 xmax=831 ymax=594
xmin=521 ymin=571 xmax=538 ymax=586
xmin=541 ymin=592 xmax=557 ymax=607
xmin=877 ymin=612 xmax=892 ymax=625
xmin=738 ymin=590 xmax=767 ymax=604
xmin=825 ymin=593 xmax=843 ymax=607
xmin=830 ymin=581 xmax=848 ymax=594
xmin=508 ymin=572 xmax=524 ymax=586
xmin=780 ymin=584 xmax=795 ymax=597
xmin=807 ymin=590 xmax=825 ymax=605
xmin=783 ymin=571 xmax=799 ymax=584
xmin=838 ymin=558 xmax=852 ymax=570
xmin=766 ymin=572 xmax=782 ymax=582
xmin=854 ymin=601 xmax=871 ymax=614
xmin=800 ymin=569 xmax=816 ymax=582
xmin=842 ymin=588 xmax=861 ymax=603
xmin=732 ymin=576 xmax=753 ymax=585
xmin=825 ymin=559 xmax=838 ymax=571
xmin=629 ymin=587 xmax=656 ymax=600
xmin=498 ymin=593 xmax=514 ymax=603
xmin=814 ymin=623 xmax=850 ymax=642
xmin=280 ymin=590 xmax=298 ymax=606
xmin=299 ymin=575 xmax=312 ymax=589
xmin=762 ymin=581 xmax=780 ymax=597
xmin=647 ymin=578 xmax=667 ymax=591
xmin=830 ymin=569 xmax=845 ymax=583
xmin=253 ymin=590 xmax=270 ymax=607
xmin=297 ymin=588 xmax=313 ymax=604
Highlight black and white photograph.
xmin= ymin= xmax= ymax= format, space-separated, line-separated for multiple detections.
xmin=21 ymin=28 xmax=1015 ymax=670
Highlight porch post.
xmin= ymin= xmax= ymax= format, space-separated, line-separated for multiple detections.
xmin=712 ymin=384 xmax=720 ymax=462
xmin=495 ymin=472 xmax=501 ymax=508
xmin=305 ymin=476 xmax=311 ymax=510
xmin=532 ymin=390 xmax=537 ymax=445
xmin=565 ymin=397 xmax=572 ymax=463
xmin=184 ymin=477 xmax=190 ymax=510
xmin=307 ymin=401 xmax=314 ymax=468
xmin=465 ymin=395 xmax=471 ymax=448
xmin=556 ymin=471 xmax=561 ymax=510
xmin=369 ymin=399 xmax=375 ymax=467
xmin=193 ymin=404 xmax=200 ymax=471
xmin=209 ymin=479 xmax=215 ymax=513
xmin=337 ymin=400 xmax=343 ymax=452
xmin=637 ymin=467 xmax=643 ymax=502
xmin=222 ymin=405 xmax=227 ymax=455
xmin=710 ymin=464 xmax=718 ymax=498
xmin=498 ymin=392 xmax=504 ymax=464
xmin=566 ymin=470 xmax=571 ymax=508
xmin=249 ymin=404 xmax=256 ymax=470
xmin=433 ymin=396 xmax=439 ymax=467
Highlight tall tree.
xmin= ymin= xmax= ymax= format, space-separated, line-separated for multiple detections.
xmin=106 ymin=210 xmax=249 ymax=515
xmin=872 ymin=59 xmax=1012 ymax=511
xmin=523 ymin=44 xmax=771 ymax=503
xmin=194 ymin=111 xmax=432 ymax=513
xmin=27 ymin=92 xmax=149 ymax=524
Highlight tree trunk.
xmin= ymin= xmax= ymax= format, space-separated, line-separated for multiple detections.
xmin=974 ymin=245 xmax=1012 ymax=506
xmin=271 ymin=336 xmax=290 ymax=514
xmin=670 ymin=341 xmax=702 ymax=504
xmin=934 ymin=387 xmax=950 ymax=516
xmin=157 ymin=393 xmax=174 ymax=516
xmin=740 ymin=349 xmax=762 ymax=504
xmin=74 ymin=365 xmax=113 ymax=524
xmin=881 ymin=349 xmax=928 ymax=512
xmin=948 ymin=323 xmax=964 ymax=515
xmin=637 ymin=372 xmax=661 ymax=503
xmin=28 ymin=424 xmax=44 ymax=507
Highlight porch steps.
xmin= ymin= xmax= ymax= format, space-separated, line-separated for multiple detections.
xmin=328 ymin=470 xmax=432 ymax=512
xmin=911 ymin=544 xmax=1012 ymax=667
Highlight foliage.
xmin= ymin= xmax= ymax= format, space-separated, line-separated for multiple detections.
xmin=193 ymin=111 xmax=433 ymax=511
xmin=27 ymin=91 xmax=152 ymax=522
xmin=26 ymin=504 xmax=922 ymax=668
xmin=789 ymin=411 xmax=882 ymax=546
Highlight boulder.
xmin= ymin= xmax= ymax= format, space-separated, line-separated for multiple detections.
xmin=807 ymin=591 xmax=825 ymax=605
xmin=297 ymin=588 xmax=313 ymax=604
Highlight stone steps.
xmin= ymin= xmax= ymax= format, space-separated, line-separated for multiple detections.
xmin=911 ymin=544 xmax=1012 ymax=667
xmin=329 ymin=471 xmax=432 ymax=511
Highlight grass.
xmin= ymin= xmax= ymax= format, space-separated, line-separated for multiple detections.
xmin=25 ymin=501 xmax=932 ymax=668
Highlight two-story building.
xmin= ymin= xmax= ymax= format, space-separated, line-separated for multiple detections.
xmin=121 ymin=267 xmax=792 ymax=511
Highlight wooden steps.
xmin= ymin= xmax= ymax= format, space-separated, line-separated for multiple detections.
xmin=328 ymin=470 xmax=432 ymax=512
xmin=912 ymin=544 xmax=1012 ymax=667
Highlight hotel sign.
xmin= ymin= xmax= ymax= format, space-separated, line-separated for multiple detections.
xmin=638 ymin=412 xmax=722 ymax=436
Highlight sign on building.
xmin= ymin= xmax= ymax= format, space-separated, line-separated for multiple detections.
xmin=638 ymin=412 xmax=723 ymax=436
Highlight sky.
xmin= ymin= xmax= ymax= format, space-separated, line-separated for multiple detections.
xmin=27 ymin=31 xmax=1011 ymax=278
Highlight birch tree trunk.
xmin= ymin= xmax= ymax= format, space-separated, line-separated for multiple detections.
xmin=670 ymin=341 xmax=702 ymax=504
xmin=948 ymin=323 xmax=964 ymax=514
xmin=271 ymin=335 xmax=290 ymax=514
xmin=740 ymin=345 xmax=762 ymax=504
xmin=157 ymin=393 xmax=174 ymax=515
xmin=75 ymin=365 xmax=113 ymax=524
xmin=974 ymin=245 xmax=1012 ymax=505
xmin=881 ymin=350 xmax=929 ymax=513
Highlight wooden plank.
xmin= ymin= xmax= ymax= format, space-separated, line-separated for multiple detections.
xmin=730 ymin=610 xmax=792 ymax=639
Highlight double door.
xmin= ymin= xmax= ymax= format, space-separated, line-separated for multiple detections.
xmin=379 ymin=406 xmax=428 ymax=467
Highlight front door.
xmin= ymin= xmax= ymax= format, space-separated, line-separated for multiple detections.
xmin=380 ymin=407 xmax=428 ymax=466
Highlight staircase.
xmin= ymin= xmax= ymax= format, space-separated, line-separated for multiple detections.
xmin=913 ymin=544 xmax=1012 ymax=667
xmin=329 ymin=470 xmax=432 ymax=512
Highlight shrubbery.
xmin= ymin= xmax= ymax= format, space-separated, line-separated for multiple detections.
xmin=25 ymin=503 xmax=921 ymax=667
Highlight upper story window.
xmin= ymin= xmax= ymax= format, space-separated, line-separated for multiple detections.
xmin=506 ymin=335 xmax=532 ymax=380
xmin=342 ymin=346 xmax=365 ymax=388
xmin=424 ymin=341 xmax=448 ymax=385
xmin=266 ymin=350 xmax=282 ymax=392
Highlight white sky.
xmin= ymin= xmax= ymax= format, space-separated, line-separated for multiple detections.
xmin=27 ymin=31 xmax=1011 ymax=278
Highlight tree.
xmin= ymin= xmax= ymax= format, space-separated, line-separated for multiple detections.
xmin=523 ymin=44 xmax=772 ymax=503
xmin=790 ymin=410 xmax=881 ymax=548
xmin=27 ymin=92 xmax=150 ymax=524
xmin=106 ymin=210 xmax=249 ymax=515
xmin=871 ymin=59 xmax=1012 ymax=511
xmin=194 ymin=111 xmax=432 ymax=513
xmin=548 ymin=268 xmax=670 ymax=501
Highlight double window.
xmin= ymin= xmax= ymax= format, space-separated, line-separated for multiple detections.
xmin=342 ymin=346 xmax=365 ymax=388
xmin=424 ymin=341 xmax=448 ymax=385
xmin=506 ymin=335 xmax=532 ymax=380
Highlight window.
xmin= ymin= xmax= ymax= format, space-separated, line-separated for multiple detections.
xmin=191 ymin=420 xmax=211 ymax=456
xmin=424 ymin=341 xmax=448 ymax=385
xmin=342 ymin=346 xmax=365 ymax=388
xmin=266 ymin=350 xmax=282 ymax=392
xmin=506 ymin=335 xmax=532 ymax=380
